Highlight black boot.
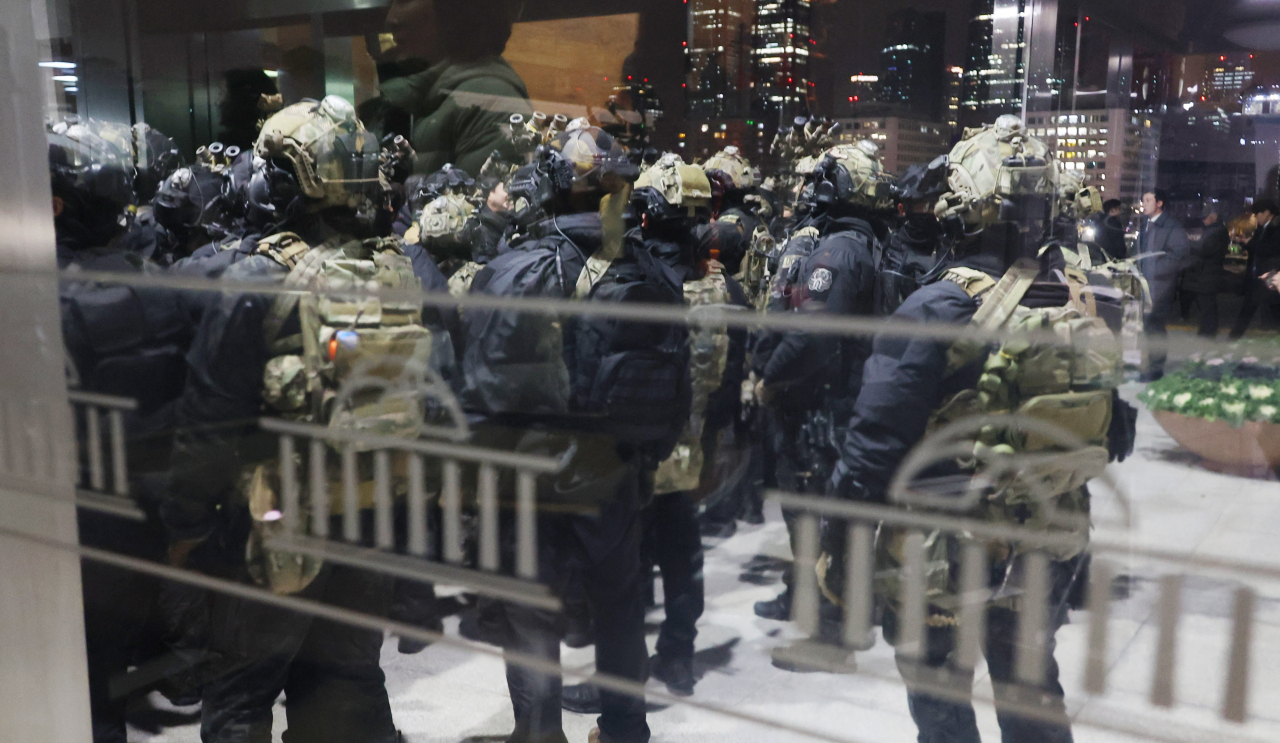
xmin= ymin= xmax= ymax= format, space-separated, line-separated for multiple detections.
xmin=560 ymin=680 xmax=602 ymax=714
xmin=650 ymin=653 xmax=695 ymax=696
xmin=753 ymin=586 xmax=792 ymax=620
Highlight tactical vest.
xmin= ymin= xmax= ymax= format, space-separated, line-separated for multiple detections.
xmin=719 ymin=212 xmax=774 ymax=308
xmin=821 ymin=262 xmax=1123 ymax=616
xmin=245 ymin=232 xmax=433 ymax=593
xmin=653 ymin=268 xmax=732 ymax=495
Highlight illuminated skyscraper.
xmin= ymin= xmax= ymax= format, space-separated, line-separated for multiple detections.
xmin=945 ymin=66 xmax=963 ymax=135
xmin=877 ymin=9 xmax=945 ymax=122
xmin=961 ymin=0 xmax=1026 ymax=127
xmin=686 ymin=0 xmax=755 ymax=119
xmin=1203 ymin=54 xmax=1255 ymax=108
xmin=752 ymin=0 xmax=812 ymax=123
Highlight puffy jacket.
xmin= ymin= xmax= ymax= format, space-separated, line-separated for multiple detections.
xmin=380 ymin=57 xmax=532 ymax=177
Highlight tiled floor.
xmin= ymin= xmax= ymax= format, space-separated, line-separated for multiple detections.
xmin=129 ymin=382 xmax=1280 ymax=743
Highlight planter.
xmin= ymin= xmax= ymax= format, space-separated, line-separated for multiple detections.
xmin=1152 ymin=411 xmax=1280 ymax=469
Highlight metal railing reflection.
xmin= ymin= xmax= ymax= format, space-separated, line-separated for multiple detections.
xmin=67 ymin=389 xmax=143 ymax=520
xmin=259 ymin=417 xmax=563 ymax=609
xmin=770 ymin=490 xmax=1262 ymax=728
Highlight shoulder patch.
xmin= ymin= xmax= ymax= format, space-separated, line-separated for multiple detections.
xmin=808 ymin=267 xmax=833 ymax=292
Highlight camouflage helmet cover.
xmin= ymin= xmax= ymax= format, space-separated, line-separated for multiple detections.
xmin=546 ymin=125 xmax=638 ymax=195
xmin=811 ymin=140 xmax=895 ymax=209
xmin=254 ymin=95 xmax=383 ymax=208
xmin=701 ymin=146 xmax=756 ymax=190
xmin=939 ymin=114 xmax=1057 ymax=230
xmin=418 ymin=193 xmax=478 ymax=245
xmin=635 ymin=153 xmax=713 ymax=213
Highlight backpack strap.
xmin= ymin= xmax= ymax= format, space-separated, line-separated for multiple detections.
xmin=574 ymin=191 xmax=630 ymax=299
xmin=941 ymin=259 xmax=1039 ymax=376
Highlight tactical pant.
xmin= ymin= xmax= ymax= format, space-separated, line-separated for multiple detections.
xmin=887 ymin=560 xmax=1079 ymax=743
xmin=642 ymin=491 xmax=705 ymax=661
xmin=199 ymin=562 xmax=397 ymax=743
xmin=79 ymin=510 xmax=166 ymax=743
xmin=500 ymin=477 xmax=651 ymax=743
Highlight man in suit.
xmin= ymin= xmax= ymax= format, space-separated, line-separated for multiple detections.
xmin=1137 ymin=189 xmax=1190 ymax=381
xmin=1229 ymin=199 xmax=1280 ymax=339
xmin=1100 ymin=198 xmax=1128 ymax=260
xmin=1181 ymin=209 xmax=1230 ymax=338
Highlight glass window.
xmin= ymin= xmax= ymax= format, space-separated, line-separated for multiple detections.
xmin=11 ymin=3 xmax=1280 ymax=743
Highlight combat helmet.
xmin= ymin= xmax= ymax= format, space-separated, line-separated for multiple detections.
xmin=416 ymin=165 xmax=480 ymax=252
xmin=633 ymin=153 xmax=713 ymax=223
xmin=1055 ymin=168 xmax=1103 ymax=221
xmin=253 ymin=95 xmax=383 ymax=211
xmin=701 ymin=146 xmax=756 ymax=192
xmin=515 ymin=126 xmax=637 ymax=216
xmin=810 ymin=139 xmax=895 ymax=211
xmin=937 ymin=114 xmax=1057 ymax=234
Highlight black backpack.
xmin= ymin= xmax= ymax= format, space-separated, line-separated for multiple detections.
xmin=461 ymin=233 xmax=691 ymax=462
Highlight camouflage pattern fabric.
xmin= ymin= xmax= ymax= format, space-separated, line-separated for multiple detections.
xmin=653 ymin=268 xmax=732 ymax=495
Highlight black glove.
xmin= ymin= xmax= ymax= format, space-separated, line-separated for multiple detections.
xmin=1108 ymin=390 xmax=1138 ymax=463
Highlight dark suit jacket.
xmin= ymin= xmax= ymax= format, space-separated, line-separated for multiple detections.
xmin=1244 ymin=218 xmax=1280 ymax=302
xmin=1138 ymin=214 xmax=1191 ymax=291
xmin=1183 ymin=222 xmax=1229 ymax=294
xmin=1246 ymin=218 xmax=1280 ymax=277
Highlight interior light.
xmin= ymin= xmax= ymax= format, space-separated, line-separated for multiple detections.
xmin=264 ymin=69 xmax=279 ymax=78
xmin=39 ymin=61 xmax=77 ymax=69
xmin=53 ymin=75 xmax=78 ymax=83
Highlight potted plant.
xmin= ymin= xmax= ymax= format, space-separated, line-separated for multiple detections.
xmin=1138 ymin=341 xmax=1280 ymax=470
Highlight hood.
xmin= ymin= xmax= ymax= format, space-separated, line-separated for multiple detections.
xmin=381 ymin=57 xmax=530 ymax=117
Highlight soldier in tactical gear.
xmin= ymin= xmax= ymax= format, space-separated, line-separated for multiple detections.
xmin=51 ymin=117 xmax=188 ymax=743
xmin=48 ymin=119 xmax=138 ymax=269
xmin=639 ymin=157 xmax=750 ymax=695
xmin=702 ymin=146 xmax=774 ymax=307
xmin=875 ymin=156 xmax=950 ymax=317
xmin=459 ymin=126 xmax=688 ymax=743
xmin=162 ymin=96 xmax=436 ymax=743
xmin=751 ymin=140 xmax=892 ymax=628
xmin=824 ymin=116 xmax=1135 ymax=742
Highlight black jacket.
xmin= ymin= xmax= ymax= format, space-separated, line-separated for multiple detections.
xmin=833 ymin=254 xmax=993 ymax=499
xmin=1099 ymin=214 xmax=1127 ymax=260
xmin=1182 ymin=222 xmax=1229 ymax=295
xmin=762 ymin=216 xmax=877 ymax=412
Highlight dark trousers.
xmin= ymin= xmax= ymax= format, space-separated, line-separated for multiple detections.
xmin=1229 ymin=288 xmax=1278 ymax=339
xmin=1181 ymin=291 xmax=1220 ymax=337
xmin=1143 ymin=280 xmax=1177 ymax=378
xmin=83 ymin=562 xmax=161 ymax=743
xmin=642 ymin=492 xmax=705 ymax=660
xmin=888 ymin=561 xmax=1077 ymax=743
xmin=501 ymin=486 xmax=650 ymax=743
xmin=80 ymin=509 xmax=166 ymax=743
xmin=199 ymin=563 xmax=397 ymax=743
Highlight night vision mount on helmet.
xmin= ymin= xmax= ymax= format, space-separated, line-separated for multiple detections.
xmin=936 ymin=114 xmax=1058 ymax=235
xmin=254 ymin=96 xmax=385 ymax=213
xmin=810 ymin=140 xmax=896 ymax=211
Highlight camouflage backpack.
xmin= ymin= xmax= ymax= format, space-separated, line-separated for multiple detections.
xmin=822 ymin=261 xmax=1123 ymax=616
xmin=244 ymin=232 xmax=433 ymax=593
xmin=653 ymin=268 xmax=732 ymax=495
xmin=718 ymin=212 xmax=775 ymax=308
